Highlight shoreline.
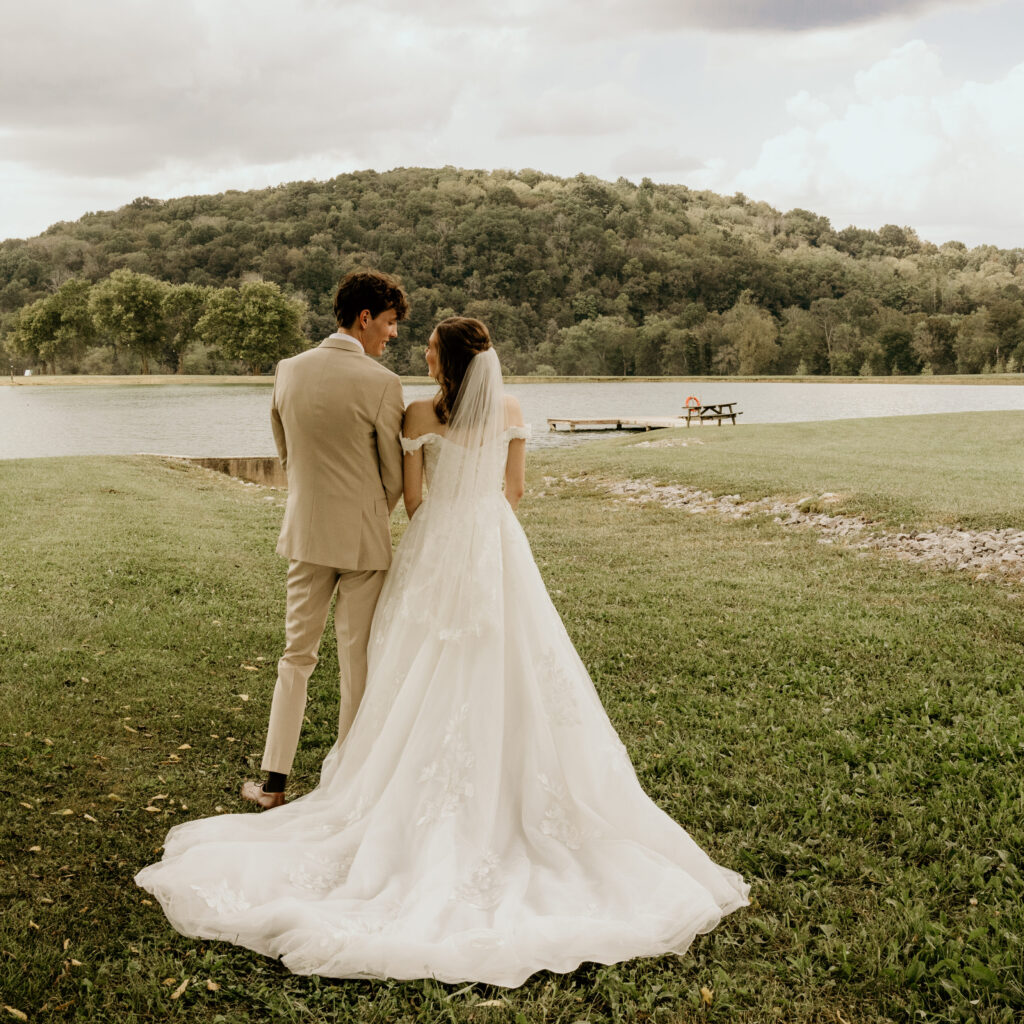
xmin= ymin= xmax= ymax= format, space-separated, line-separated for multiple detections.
xmin=4 ymin=372 xmax=1024 ymax=388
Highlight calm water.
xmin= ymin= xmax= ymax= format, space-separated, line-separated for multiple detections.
xmin=2 ymin=380 xmax=1024 ymax=460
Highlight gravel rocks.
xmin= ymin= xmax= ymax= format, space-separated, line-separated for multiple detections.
xmin=593 ymin=477 xmax=1024 ymax=582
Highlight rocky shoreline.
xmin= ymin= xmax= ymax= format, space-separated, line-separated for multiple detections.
xmin=561 ymin=476 xmax=1024 ymax=584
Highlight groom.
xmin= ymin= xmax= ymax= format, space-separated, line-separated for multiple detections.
xmin=241 ymin=269 xmax=408 ymax=809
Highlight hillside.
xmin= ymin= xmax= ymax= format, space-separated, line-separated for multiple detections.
xmin=1 ymin=167 xmax=1022 ymax=376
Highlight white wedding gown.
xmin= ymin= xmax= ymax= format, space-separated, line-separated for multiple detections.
xmin=136 ymin=352 xmax=748 ymax=987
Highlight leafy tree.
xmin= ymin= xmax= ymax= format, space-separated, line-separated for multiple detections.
xmin=912 ymin=316 xmax=958 ymax=373
xmin=162 ymin=283 xmax=211 ymax=373
xmin=954 ymin=311 xmax=1001 ymax=373
xmin=720 ymin=293 xmax=779 ymax=375
xmin=555 ymin=316 xmax=636 ymax=376
xmin=89 ymin=269 xmax=168 ymax=373
xmin=7 ymin=298 xmax=60 ymax=372
xmin=198 ymin=281 xmax=305 ymax=374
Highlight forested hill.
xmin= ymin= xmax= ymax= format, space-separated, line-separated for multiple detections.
xmin=2 ymin=166 xmax=1023 ymax=376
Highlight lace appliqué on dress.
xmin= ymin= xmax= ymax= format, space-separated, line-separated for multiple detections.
xmin=452 ymin=851 xmax=504 ymax=910
xmin=287 ymin=852 xmax=353 ymax=893
xmin=537 ymin=648 xmax=582 ymax=726
xmin=537 ymin=773 xmax=595 ymax=851
xmin=192 ymin=881 xmax=251 ymax=914
xmin=417 ymin=703 xmax=475 ymax=825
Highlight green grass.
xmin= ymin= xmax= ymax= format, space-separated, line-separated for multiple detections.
xmin=544 ymin=410 xmax=1024 ymax=531
xmin=1 ymin=420 xmax=1022 ymax=1023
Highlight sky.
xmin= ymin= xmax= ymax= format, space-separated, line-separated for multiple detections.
xmin=1 ymin=0 xmax=1022 ymax=248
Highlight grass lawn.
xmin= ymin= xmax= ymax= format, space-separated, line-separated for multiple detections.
xmin=1 ymin=414 xmax=1022 ymax=1022
xmin=542 ymin=410 xmax=1024 ymax=532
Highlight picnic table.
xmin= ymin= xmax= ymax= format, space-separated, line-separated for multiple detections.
xmin=684 ymin=401 xmax=741 ymax=426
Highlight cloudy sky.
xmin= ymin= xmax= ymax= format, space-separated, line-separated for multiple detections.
xmin=1 ymin=0 xmax=1021 ymax=247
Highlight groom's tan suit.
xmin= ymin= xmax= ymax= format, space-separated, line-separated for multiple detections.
xmin=262 ymin=334 xmax=404 ymax=775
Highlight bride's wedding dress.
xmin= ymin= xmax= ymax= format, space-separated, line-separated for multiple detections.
xmin=136 ymin=350 xmax=748 ymax=987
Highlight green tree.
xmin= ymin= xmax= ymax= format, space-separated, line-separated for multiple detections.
xmin=954 ymin=311 xmax=1000 ymax=373
xmin=911 ymin=315 xmax=957 ymax=373
xmin=198 ymin=281 xmax=306 ymax=375
xmin=720 ymin=293 xmax=779 ymax=375
xmin=89 ymin=269 xmax=168 ymax=374
xmin=162 ymin=283 xmax=211 ymax=373
xmin=555 ymin=316 xmax=636 ymax=376
xmin=8 ymin=297 xmax=60 ymax=372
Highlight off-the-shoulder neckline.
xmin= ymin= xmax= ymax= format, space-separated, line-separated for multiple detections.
xmin=401 ymin=424 xmax=531 ymax=450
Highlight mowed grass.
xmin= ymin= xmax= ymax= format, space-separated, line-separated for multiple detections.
xmin=544 ymin=410 xmax=1024 ymax=531
xmin=1 ymin=417 xmax=1023 ymax=1023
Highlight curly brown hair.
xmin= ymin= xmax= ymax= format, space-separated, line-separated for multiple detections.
xmin=432 ymin=317 xmax=493 ymax=424
xmin=333 ymin=269 xmax=409 ymax=328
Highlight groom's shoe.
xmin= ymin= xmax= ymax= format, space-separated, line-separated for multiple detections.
xmin=240 ymin=779 xmax=286 ymax=810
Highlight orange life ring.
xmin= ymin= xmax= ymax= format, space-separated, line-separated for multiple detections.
xmin=684 ymin=395 xmax=701 ymax=409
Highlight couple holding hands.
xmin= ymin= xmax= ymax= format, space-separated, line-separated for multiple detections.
xmin=136 ymin=270 xmax=747 ymax=987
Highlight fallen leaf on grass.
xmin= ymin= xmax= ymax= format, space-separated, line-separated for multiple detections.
xmin=28 ymin=846 xmax=41 ymax=853
xmin=237 ymin=693 xmax=250 ymax=701
xmin=701 ymin=986 xmax=714 ymax=1007
xmin=178 ymin=743 xmax=191 ymax=750
xmin=83 ymin=813 xmax=98 ymax=823
xmin=18 ymin=802 xmax=32 ymax=810
xmin=477 ymin=999 xmax=504 ymax=1007
xmin=28 ymin=921 xmax=39 ymax=931
xmin=151 ymin=794 xmax=169 ymax=801
xmin=123 ymin=724 xmax=138 ymax=734
xmin=206 ymin=980 xmax=221 ymax=991
xmin=43 ymin=738 xmax=53 ymax=746
xmin=4 ymin=1007 xmax=28 ymax=1021
xmin=144 ymin=806 xmax=161 ymax=813
xmin=107 ymin=793 xmax=124 ymax=801
xmin=70 ymin=959 xmax=83 ymax=967
xmin=170 ymin=978 xmax=189 ymax=1000
xmin=162 ymin=977 xmax=176 ymax=986
xmin=140 ymin=899 xmax=152 ymax=906
xmin=52 ymin=809 xmax=73 ymax=816
xmin=63 ymin=938 xmax=70 ymax=951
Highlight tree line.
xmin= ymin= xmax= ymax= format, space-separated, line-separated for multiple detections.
xmin=5 ymin=272 xmax=304 ymax=375
xmin=1 ymin=166 xmax=1022 ymax=377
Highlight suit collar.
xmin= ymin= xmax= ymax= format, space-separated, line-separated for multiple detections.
xmin=320 ymin=335 xmax=365 ymax=354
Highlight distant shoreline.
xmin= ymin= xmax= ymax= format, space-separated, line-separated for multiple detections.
xmin=4 ymin=373 xmax=1024 ymax=388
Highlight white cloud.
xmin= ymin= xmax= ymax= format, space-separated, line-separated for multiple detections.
xmin=730 ymin=40 xmax=1024 ymax=245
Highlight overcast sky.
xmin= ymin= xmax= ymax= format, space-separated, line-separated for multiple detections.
xmin=2 ymin=0 xmax=1021 ymax=248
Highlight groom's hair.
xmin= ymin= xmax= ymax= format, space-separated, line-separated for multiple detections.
xmin=334 ymin=270 xmax=409 ymax=328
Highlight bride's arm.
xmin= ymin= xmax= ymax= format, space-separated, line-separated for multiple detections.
xmin=402 ymin=401 xmax=428 ymax=518
xmin=504 ymin=440 xmax=525 ymax=511
xmin=403 ymin=446 xmax=424 ymax=518
xmin=503 ymin=395 xmax=526 ymax=511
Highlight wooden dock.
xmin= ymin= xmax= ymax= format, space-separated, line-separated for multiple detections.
xmin=547 ymin=416 xmax=687 ymax=432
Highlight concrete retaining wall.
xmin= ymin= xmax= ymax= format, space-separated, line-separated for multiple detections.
xmin=188 ymin=457 xmax=286 ymax=488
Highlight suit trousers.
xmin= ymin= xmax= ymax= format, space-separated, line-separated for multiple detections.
xmin=261 ymin=559 xmax=385 ymax=776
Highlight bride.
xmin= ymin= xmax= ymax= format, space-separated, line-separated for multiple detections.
xmin=136 ymin=317 xmax=748 ymax=987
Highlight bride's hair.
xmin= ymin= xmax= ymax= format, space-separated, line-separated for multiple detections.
xmin=433 ymin=317 xmax=493 ymax=424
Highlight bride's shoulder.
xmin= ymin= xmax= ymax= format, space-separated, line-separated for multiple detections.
xmin=403 ymin=398 xmax=442 ymax=439
xmin=503 ymin=394 xmax=524 ymax=427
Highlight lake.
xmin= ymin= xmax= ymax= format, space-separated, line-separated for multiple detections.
xmin=3 ymin=380 xmax=1024 ymax=460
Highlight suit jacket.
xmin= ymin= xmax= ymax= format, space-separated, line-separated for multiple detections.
xmin=271 ymin=336 xmax=404 ymax=570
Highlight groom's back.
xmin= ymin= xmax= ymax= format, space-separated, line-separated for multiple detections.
xmin=271 ymin=341 xmax=404 ymax=571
